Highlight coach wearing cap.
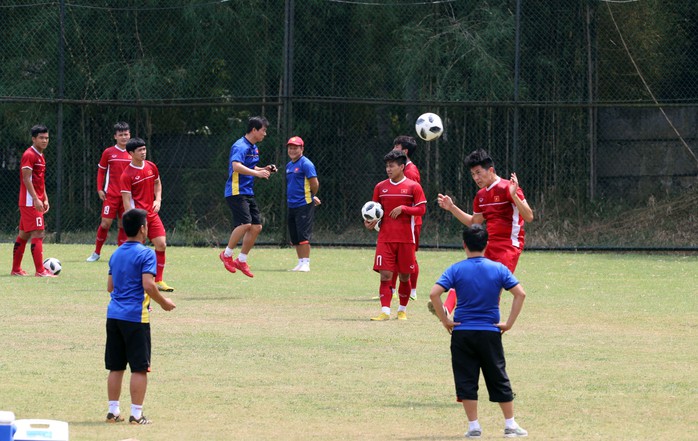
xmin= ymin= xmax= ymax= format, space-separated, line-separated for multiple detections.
xmin=285 ymin=136 xmax=321 ymax=272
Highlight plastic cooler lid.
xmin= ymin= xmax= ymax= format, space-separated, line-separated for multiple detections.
xmin=0 ymin=411 xmax=15 ymax=423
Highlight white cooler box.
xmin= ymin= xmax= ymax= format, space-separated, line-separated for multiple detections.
xmin=12 ymin=420 xmax=68 ymax=441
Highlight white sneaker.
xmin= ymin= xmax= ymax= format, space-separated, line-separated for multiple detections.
xmin=86 ymin=252 xmax=101 ymax=262
xmin=409 ymin=292 xmax=417 ymax=300
xmin=297 ymin=263 xmax=310 ymax=272
xmin=290 ymin=263 xmax=303 ymax=272
xmin=504 ymin=425 xmax=528 ymax=438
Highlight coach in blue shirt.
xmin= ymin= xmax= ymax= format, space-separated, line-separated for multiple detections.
xmin=285 ymin=136 xmax=320 ymax=272
xmin=220 ymin=116 xmax=277 ymax=278
xmin=429 ymin=224 xmax=529 ymax=438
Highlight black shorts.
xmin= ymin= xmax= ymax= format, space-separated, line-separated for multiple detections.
xmin=105 ymin=318 xmax=151 ymax=372
xmin=226 ymin=195 xmax=261 ymax=228
xmin=450 ymin=330 xmax=514 ymax=402
xmin=288 ymin=203 xmax=315 ymax=245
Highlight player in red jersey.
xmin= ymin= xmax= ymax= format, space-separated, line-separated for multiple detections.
xmin=11 ymin=125 xmax=56 ymax=277
xmin=120 ymin=137 xmax=174 ymax=292
xmin=391 ymin=135 xmax=422 ymax=300
xmin=86 ymin=122 xmax=133 ymax=262
xmin=365 ymin=150 xmax=426 ymax=321
xmin=437 ymin=149 xmax=534 ymax=314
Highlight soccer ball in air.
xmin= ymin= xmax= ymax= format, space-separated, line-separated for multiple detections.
xmin=415 ymin=112 xmax=443 ymax=141
xmin=43 ymin=257 xmax=62 ymax=275
xmin=361 ymin=201 xmax=384 ymax=222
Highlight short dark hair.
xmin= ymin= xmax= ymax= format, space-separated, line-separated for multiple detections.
xmin=31 ymin=125 xmax=49 ymax=138
xmin=384 ymin=149 xmax=407 ymax=166
xmin=462 ymin=224 xmax=488 ymax=252
xmin=122 ymin=208 xmax=147 ymax=237
xmin=113 ymin=121 xmax=130 ymax=134
xmin=393 ymin=135 xmax=417 ymax=157
xmin=246 ymin=116 xmax=269 ymax=133
xmin=465 ymin=149 xmax=494 ymax=171
xmin=126 ymin=137 xmax=146 ymax=152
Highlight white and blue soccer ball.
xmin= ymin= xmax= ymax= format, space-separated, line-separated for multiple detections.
xmin=415 ymin=112 xmax=444 ymax=141
xmin=43 ymin=257 xmax=62 ymax=275
xmin=361 ymin=201 xmax=384 ymax=222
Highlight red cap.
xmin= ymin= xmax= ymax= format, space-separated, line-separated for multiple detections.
xmin=286 ymin=136 xmax=304 ymax=147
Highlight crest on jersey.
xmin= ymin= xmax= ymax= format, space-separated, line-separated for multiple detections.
xmin=382 ymin=189 xmax=388 ymax=193
xmin=494 ymin=196 xmax=501 ymax=202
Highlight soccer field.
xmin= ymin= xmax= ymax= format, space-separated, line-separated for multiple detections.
xmin=0 ymin=245 xmax=696 ymax=440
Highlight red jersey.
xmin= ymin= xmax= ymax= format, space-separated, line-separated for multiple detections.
xmin=404 ymin=161 xmax=421 ymax=184
xmin=404 ymin=161 xmax=423 ymax=227
xmin=120 ymin=161 xmax=160 ymax=213
xmin=97 ymin=145 xmax=131 ymax=197
xmin=373 ymin=177 xmax=426 ymax=244
xmin=19 ymin=146 xmax=46 ymax=207
xmin=473 ymin=177 xmax=526 ymax=248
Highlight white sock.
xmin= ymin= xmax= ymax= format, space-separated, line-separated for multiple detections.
xmin=381 ymin=306 xmax=390 ymax=315
xmin=131 ymin=404 xmax=143 ymax=419
xmin=302 ymin=258 xmax=310 ymax=264
xmin=505 ymin=417 xmax=517 ymax=429
xmin=297 ymin=259 xmax=303 ymax=266
xmin=108 ymin=401 xmax=120 ymax=415
xmin=237 ymin=253 xmax=247 ymax=262
xmin=469 ymin=420 xmax=481 ymax=431
xmin=398 ymin=305 xmax=407 ymax=312
xmin=224 ymin=247 xmax=234 ymax=257
xmin=410 ymin=288 xmax=417 ymax=296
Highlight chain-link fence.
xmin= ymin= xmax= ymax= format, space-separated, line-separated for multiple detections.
xmin=1 ymin=0 xmax=697 ymax=249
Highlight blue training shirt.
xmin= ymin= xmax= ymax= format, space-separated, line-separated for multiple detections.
xmin=225 ymin=136 xmax=260 ymax=197
xmin=436 ymin=256 xmax=519 ymax=332
xmin=286 ymin=156 xmax=317 ymax=208
xmin=107 ymin=241 xmax=157 ymax=323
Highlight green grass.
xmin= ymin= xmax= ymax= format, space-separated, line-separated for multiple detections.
xmin=0 ymin=245 xmax=696 ymax=440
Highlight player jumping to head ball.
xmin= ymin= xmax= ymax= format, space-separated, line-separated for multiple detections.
xmin=436 ymin=149 xmax=533 ymax=315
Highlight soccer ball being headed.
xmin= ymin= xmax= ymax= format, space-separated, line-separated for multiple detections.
xmin=361 ymin=201 xmax=384 ymax=222
xmin=415 ymin=112 xmax=443 ymax=141
xmin=43 ymin=257 xmax=62 ymax=275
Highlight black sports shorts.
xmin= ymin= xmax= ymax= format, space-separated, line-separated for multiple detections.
xmin=450 ymin=329 xmax=514 ymax=402
xmin=226 ymin=195 xmax=261 ymax=228
xmin=288 ymin=203 xmax=315 ymax=245
xmin=105 ymin=318 xmax=151 ymax=372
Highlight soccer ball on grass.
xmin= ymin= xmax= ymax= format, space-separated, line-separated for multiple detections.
xmin=43 ymin=257 xmax=62 ymax=275
xmin=415 ymin=112 xmax=443 ymax=141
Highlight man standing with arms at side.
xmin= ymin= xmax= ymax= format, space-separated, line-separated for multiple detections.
xmin=285 ymin=136 xmax=321 ymax=272
xmin=429 ymin=224 xmax=528 ymax=438
xmin=219 ymin=116 xmax=276 ymax=278
xmin=120 ymin=137 xmax=174 ymax=292
xmin=104 ymin=208 xmax=175 ymax=426
xmin=436 ymin=149 xmax=533 ymax=315
xmin=11 ymin=124 xmax=55 ymax=277
xmin=86 ymin=121 xmax=133 ymax=262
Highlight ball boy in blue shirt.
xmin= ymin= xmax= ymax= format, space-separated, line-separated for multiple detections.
xmin=429 ymin=224 xmax=528 ymax=438
xmin=104 ymin=208 xmax=176 ymax=425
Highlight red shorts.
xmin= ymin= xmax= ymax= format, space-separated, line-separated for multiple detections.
xmin=373 ymin=242 xmax=417 ymax=274
xmin=484 ymin=241 xmax=522 ymax=273
xmin=146 ymin=212 xmax=166 ymax=240
xmin=101 ymin=193 xmax=124 ymax=220
xmin=19 ymin=206 xmax=45 ymax=232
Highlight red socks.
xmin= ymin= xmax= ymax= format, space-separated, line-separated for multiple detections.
xmin=155 ymin=250 xmax=165 ymax=282
xmin=12 ymin=237 xmax=27 ymax=272
xmin=379 ymin=280 xmax=392 ymax=308
xmin=398 ymin=279 xmax=412 ymax=307
xmin=117 ymin=228 xmax=127 ymax=246
xmin=30 ymin=238 xmax=44 ymax=273
xmin=95 ymin=226 xmax=109 ymax=254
